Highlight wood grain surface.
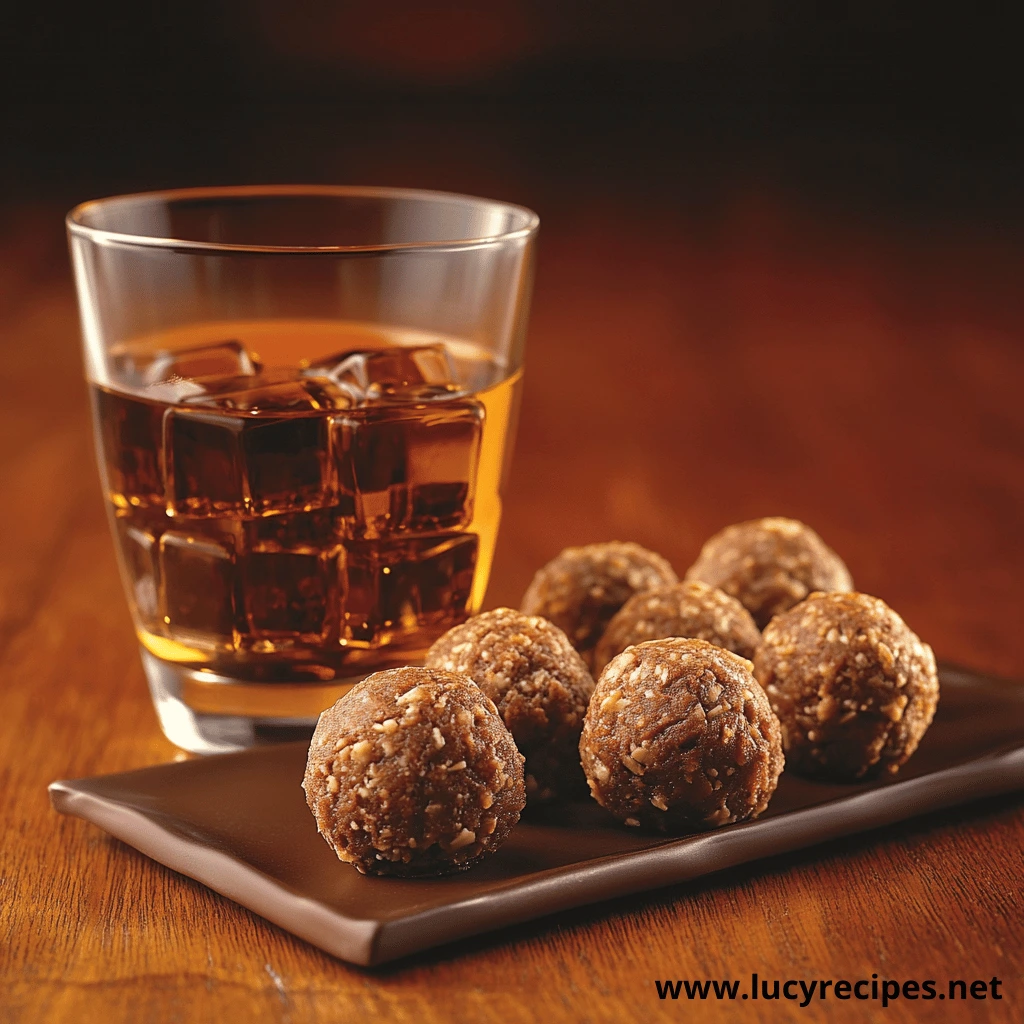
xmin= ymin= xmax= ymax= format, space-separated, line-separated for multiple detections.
xmin=1 ymin=186 xmax=1022 ymax=1024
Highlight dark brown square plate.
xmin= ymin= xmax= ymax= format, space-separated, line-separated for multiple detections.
xmin=49 ymin=665 xmax=1024 ymax=966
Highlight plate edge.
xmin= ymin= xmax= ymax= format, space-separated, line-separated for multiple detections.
xmin=370 ymin=744 xmax=1024 ymax=964
xmin=48 ymin=781 xmax=381 ymax=967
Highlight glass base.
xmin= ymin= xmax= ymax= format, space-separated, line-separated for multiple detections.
xmin=140 ymin=648 xmax=360 ymax=754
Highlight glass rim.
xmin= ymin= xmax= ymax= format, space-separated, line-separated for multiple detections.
xmin=66 ymin=184 xmax=540 ymax=255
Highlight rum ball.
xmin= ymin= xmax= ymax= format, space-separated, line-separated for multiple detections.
xmin=521 ymin=541 xmax=677 ymax=668
xmin=580 ymin=638 xmax=784 ymax=832
xmin=593 ymin=580 xmax=761 ymax=675
xmin=427 ymin=607 xmax=595 ymax=802
xmin=754 ymin=591 xmax=939 ymax=781
xmin=685 ymin=517 xmax=853 ymax=628
xmin=303 ymin=667 xmax=525 ymax=877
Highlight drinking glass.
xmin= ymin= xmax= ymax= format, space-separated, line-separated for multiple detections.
xmin=68 ymin=186 xmax=538 ymax=753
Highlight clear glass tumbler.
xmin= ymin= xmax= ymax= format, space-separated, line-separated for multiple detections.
xmin=68 ymin=186 xmax=538 ymax=753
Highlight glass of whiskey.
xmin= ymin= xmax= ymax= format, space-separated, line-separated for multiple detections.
xmin=68 ymin=186 xmax=537 ymax=753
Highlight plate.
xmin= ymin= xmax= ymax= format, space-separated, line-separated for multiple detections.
xmin=49 ymin=664 xmax=1024 ymax=966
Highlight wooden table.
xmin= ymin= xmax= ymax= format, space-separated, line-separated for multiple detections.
xmin=2 ymin=185 xmax=1022 ymax=1023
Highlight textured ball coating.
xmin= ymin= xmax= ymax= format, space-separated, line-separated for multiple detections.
xmin=303 ymin=667 xmax=526 ymax=877
xmin=580 ymin=638 xmax=784 ymax=832
xmin=685 ymin=517 xmax=853 ymax=629
xmin=754 ymin=591 xmax=939 ymax=781
xmin=426 ymin=608 xmax=595 ymax=802
xmin=593 ymin=580 xmax=762 ymax=675
xmin=521 ymin=541 xmax=678 ymax=668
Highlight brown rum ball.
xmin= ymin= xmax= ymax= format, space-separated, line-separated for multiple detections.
xmin=754 ymin=591 xmax=939 ymax=781
xmin=303 ymin=667 xmax=526 ymax=877
xmin=426 ymin=608 xmax=594 ymax=802
xmin=593 ymin=580 xmax=761 ymax=675
xmin=580 ymin=638 xmax=784 ymax=832
xmin=521 ymin=541 xmax=677 ymax=668
xmin=685 ymin=517 xmax=853 ymax=628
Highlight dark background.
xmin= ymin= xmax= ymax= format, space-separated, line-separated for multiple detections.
xmin=2 ymin=1 xmax=1021 ymax=668
xmin=4 ymin=2 xmax=1023 ymax=223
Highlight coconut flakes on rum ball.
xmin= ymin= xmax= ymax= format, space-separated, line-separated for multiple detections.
xmin=303 ymin=667 xmax=525 ymax=877
xmin=593 ymin=579 xmax=761 ymax=676
xmin=754 ymin=591 xmax=939 ymax=782
xmin=685 ymin=517 xmax=853 ymax=629
xmin=426 ymin=607 xmax=595 ymax=802
xmin=520 ymin=541 xmax=678 ymax=668
xmin=579 ymin=638 xmax=784 ymax=833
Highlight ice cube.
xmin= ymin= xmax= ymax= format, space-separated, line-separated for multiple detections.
xmin=143 ymin=340 xmax=260 ymax=385
xmin=115 ymin=518 xmax=161 ymax=630
xmin=185 ymin=376 xmax=351 ymax=413
xmin=142 ymin=377 xmax=208 ymax=403
xmin=247 ymin=508 xmax=338 ymax=552
xmin=243 ymin=516 xmax=342 ymax=642
xmin=159 ymin=527 xmax=238 ymax=648
xmin=333 ymin=399 xmax=483 ymax=537
xmin=164 ymin=409 xmax=247 ymax=515
xmin=166 ymin=380 xmax=345 ymax=516
xmin=400 ymin=532 xmax=478 ymax=626
xmin=342 ymin=532 xmax=477 ymax=646
xmin=404 ymin=403 xmax=483 ymax=529
xmin=311 ymin=344 xmax=465 ymax=403
xmin=108 ymin=348 xmax=149 ymax=389
xmin=244 ymin=551 xmax=339 ymax=642
xmin=92 ymin=388 xmax=166 ymax=509
xmin=333 ymin=410 xmax=408 ymax=537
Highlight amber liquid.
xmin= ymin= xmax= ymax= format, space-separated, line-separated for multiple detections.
xmin=91 ymin=320 xmax=521 ymax=697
